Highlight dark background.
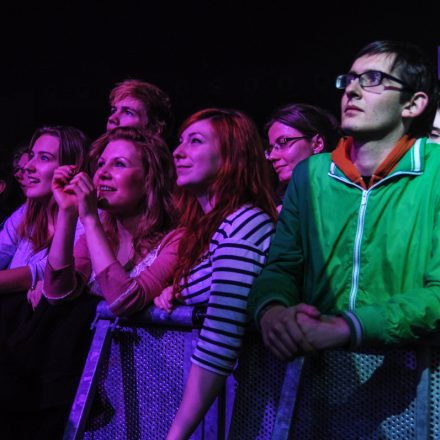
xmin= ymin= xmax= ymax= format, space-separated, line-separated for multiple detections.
xmin=1 ymin=3 xmax=439 ymax=150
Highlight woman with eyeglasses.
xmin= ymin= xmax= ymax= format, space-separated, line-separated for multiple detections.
xmin=265 ymin=103 xmax=340 ymax=210
xmin=154 ymin=108 xmax=277 ymax=439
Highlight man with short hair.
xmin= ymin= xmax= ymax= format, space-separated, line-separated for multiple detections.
xmin=106 ymin=79 xmax=173 ymax=140
xmin=248 ymin=41 xmax=439 ymax=358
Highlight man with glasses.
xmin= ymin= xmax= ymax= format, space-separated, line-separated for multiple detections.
xmin=249 ymin=40 xmax=439 ymax=358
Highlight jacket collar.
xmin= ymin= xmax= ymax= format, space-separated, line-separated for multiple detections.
xmin=330 ymin=135 xmax=422 ymax=189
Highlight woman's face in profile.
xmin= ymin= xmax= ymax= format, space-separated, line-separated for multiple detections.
xmin=173 ymin=119 xmax=222 ymax=194
xmin=24 ymin=135 xmax=60 ymax=200
xmin=267 ymin=122 xmax=317 ymax=184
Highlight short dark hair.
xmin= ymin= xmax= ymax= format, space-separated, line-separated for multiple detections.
xmin=109 ymin=79 xmax=173 ymax=140
xmin=355 ymin=40 xmax=438 ymax=137
xmin=265 ymin=103 xmax=341 ymax=151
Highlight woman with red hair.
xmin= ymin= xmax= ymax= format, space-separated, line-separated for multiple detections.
xmin=155 ymin=108 xmax=277 ymax=439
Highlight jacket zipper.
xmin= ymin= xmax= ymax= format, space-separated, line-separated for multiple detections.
xmin=329 ymin=163 xmax=423 ymax=311
xmin=349 ymin=190 xmax=368 ymax=311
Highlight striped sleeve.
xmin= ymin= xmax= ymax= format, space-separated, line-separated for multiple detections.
xmin=191 ymin=210 xmax=274 ymax=375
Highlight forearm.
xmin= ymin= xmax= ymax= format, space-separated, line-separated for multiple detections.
xmin=82 ymin=215 xmax=117 ymax=275
xmin=95 ymin=231 xmax=180 ymax=316
xmin=48 ymin=209 xmax=78 ymax=270
xmin=0 ymin=266 xmax=32 ymax=293
xmin=167 ymin=364 xmax=226 ymax=440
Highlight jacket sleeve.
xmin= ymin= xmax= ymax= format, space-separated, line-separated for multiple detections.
xmin=248 ymin=178 xmax=304 ymax=324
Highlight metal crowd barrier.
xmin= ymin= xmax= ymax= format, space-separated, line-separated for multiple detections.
xmin=63 ymin=302 xmax=286 ymax=440
xmin=63 ymin=301 xmax=440 ymax=440
xmin=273 ymin=345 xmax=439 ymax=440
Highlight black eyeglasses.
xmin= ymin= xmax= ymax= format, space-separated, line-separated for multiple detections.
xmin=336 ymin=70 xmax=412 ymax=92
xmin=265 ymin=136 xmax=310 ymax=158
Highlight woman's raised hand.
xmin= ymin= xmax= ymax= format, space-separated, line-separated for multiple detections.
xmin=52 ymin=165 xmax=79 ymax=213
xmin=67 ymin=172 xmax=99 ymax=222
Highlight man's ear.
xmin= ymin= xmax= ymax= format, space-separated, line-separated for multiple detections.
xmin=311 ymin=134 xmax=325 ymax=154
xmin=401 ymin=92 xmax=429 ymax=119
xmin=0 ymin=180 xmax=6 ymax=195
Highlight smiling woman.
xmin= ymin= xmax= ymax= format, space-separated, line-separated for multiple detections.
xmin=0 ymin=126 xmax=88 ymax=294
xmin=0 ymin=125 xmax=92 ymax=439
xmin=44 ymin=126 xmax=179 ymax=317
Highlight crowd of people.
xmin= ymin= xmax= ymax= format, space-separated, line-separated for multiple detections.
xmin=0 ymin=39 xmax=439 ymax=439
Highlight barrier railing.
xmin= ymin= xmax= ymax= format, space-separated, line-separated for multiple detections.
xmin=64 ymin=302 xmax=440 ymax=440
xmin=273 ymin=345 xmax=439 ymax=440
xmin=63 ymin=302 xmax=286 ymax=440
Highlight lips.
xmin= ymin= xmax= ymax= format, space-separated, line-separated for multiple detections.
xmin=27 ymin=177 xmax=40 ymax=184
xmin=344 ymin=105 xmax=363 ymax=113
xmin=175 ymin=164 xmax=191 ymax=173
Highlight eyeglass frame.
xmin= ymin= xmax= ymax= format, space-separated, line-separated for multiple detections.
xmin=335 ymin=70 xmax=413 ymax=92
xmin=265 ymin=136 xmax=311 ymax=159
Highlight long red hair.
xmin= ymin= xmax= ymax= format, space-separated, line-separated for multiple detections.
xmin=173 ymin=108 xmax=277 ymax=288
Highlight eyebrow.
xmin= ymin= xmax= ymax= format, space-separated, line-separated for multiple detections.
xmin=34 ymin=150 xmax=57 ymax=158
xmin=113 ymin=105 xmax=141 ymax=115
xmin=187 ymin=132 xmax=206 ymax=138
xmin=99 ymin=156 xmax=133 ymax=163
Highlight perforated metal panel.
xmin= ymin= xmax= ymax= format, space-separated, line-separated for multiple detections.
xmin=84 ymin=325 xmax=188 ymax=439
xmin=227 ymin=333 xmax=286 ymax=439
xmin=429 ymin=348 xmax=440 ymax=439
xmin=80 ymin=324 xmax=284 ymax=440
xmin=290 ymin=349 xmax=421 ymax=439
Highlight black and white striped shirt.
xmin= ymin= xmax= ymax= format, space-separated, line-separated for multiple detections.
xmin=180 ymin=205 xmax=275 ymax=375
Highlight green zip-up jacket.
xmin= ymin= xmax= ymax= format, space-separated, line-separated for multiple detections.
xmin=248 ymin=138 xmax=440 ymax=347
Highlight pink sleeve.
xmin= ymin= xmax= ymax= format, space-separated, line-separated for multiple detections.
xmin=95 ymin=230 xmax=181 ymax=316
xmin=43 ymin=234 xmax=92 ymax=302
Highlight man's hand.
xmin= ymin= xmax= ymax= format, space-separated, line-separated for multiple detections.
xmin=259 ymin=303 xmax=321 ymax=360
xmin=296 ymin=312 xmax=350 ymax=350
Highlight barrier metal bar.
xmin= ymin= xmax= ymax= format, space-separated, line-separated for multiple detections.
xmin=271 ymin=356 xmax=305 ymax=440
xmin=64 ymin=303 xmax=206 ymax=440
xmin=95 ymin=302 xmax=206 ymax=328
xmin=415 ymin=346 xmax=431 ymax=440
xmin=63 ymin=318 xmax=115 ymax=440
